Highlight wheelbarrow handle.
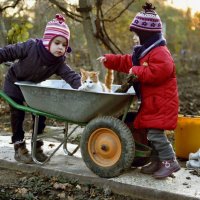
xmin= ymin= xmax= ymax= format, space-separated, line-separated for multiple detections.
xmin=115 ymin=74 xmax=138 ymax=93
xmin=0 ymin=90 xmax=66 ymax=121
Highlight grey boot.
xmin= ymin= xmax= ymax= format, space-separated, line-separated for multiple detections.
xmin=14 ymin=141 xmax=33 ymax=164
xmin=35 ymin=140 xmax=48 ymax=162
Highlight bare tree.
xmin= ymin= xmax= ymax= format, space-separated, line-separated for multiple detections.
xmin=0 ymin=0 xmax=22 ymax=46
xmin=77 ymin=0 xmax=103 ymax=73
xmin=48 ymin=0 xmax=135 ymax=77
xmin=1 ymin=0 xmax=135 ymax=78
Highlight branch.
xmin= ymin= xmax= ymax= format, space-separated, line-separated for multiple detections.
xmin=103 ymin=0 xmax=135 ymax=22
xmin=0 ymin=0 xmax=21 ymax=12
xmin=104 ymin=0 xmax=122 ymax=16
xmin=95 ymin=0 xmax=123 ymax=54
xmin=100 ymin=7 xmax=123 ymax=54
xmin=48 ymin=0 xmax=82 ymax=22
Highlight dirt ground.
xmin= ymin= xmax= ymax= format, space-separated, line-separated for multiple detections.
xmin=0 ymin=71 xmax=200 ymax=200
xmin=0 ymin=167 xmax=138 ymax=200
xmin=177 ymin=71 xmax=200 ymax=115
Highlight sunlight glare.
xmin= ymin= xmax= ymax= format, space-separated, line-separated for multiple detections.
xmin=68 ymin=0 xmax=78 ymax=5
xmin=166 ymin=0 xmax=200 ymax=15
xmin=26 ymin=0 xmax=36 ymax=8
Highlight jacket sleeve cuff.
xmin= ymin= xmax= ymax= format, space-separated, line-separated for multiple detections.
xmin=103 ymin=54 xmax=115 ymax=69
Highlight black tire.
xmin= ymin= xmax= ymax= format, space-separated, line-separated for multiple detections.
xmin=80 ymin=116 xmax=135 ymax=178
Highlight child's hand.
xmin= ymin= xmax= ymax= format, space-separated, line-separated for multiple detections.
xmin=129 ymin=67 xmax=133 ymax=74
xmin=97 ymin=56 xmax=106 ymax=63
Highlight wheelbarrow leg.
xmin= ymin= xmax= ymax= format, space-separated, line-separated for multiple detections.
xmin=63 ymin=122 xmax=80 ymax=156
xmin=121 ymin=96 xmax=134 ymax=122
xmin=31 ymin=115 xmax=40 ymax=164
xmin=31 ymin=114 xmax=64 ymax=165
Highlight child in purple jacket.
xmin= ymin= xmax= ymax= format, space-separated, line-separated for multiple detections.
xmin=0 ymin=14 xmax=81 ymax=164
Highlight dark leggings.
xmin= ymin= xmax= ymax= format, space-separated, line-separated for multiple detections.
xmin=9 ymin=97 xmax=46 ymax=143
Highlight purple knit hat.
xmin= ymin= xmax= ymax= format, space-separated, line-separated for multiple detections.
xmin=130 ymin=3 xmax=162 ymax=32
xmin=42 ymin=14 xmax=71 ymax=52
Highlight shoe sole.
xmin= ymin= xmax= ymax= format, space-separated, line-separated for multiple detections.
xmin=14 ymin=156 xmax=33 ymax=164
xmin=14 ymin=158 xmax=33 ymax=164
xmin=141 ymin=169 xmax=159 ymax=175
xmin=140 ymin=165 xmax=160 ymax=175
xmin=141 ymin=171 xmax=155 ymax=175
xmin=153 ymin=166 xmax=181 ymax=179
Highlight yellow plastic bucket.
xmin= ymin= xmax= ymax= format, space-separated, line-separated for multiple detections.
xmin=175 ymin=115 xmax=200 ymax=159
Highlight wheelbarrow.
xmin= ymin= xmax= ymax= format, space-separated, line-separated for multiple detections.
xmin=0 ymin=80 xmax=151 ymax=178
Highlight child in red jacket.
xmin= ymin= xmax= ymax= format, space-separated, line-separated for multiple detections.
xmin=98 ymin=2 xmax=180 ymax=179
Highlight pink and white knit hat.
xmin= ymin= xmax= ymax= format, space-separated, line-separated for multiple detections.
xmin=42 ymin=14 xmax=70 ymax=50
xmin=130 ymin=3 xmax=162 ymax=32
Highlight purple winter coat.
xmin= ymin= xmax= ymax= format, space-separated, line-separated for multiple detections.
xmin=0 ymin=39 xmax=81 ymax=100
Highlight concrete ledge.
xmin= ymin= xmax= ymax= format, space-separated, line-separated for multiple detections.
xmin=0 ymin=136 xmax=200 ymax=200
xmin=0 ymin=159 xmax=199 ymax=200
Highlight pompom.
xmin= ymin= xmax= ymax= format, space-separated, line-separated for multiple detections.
xmin=142 ymin=2 xmax=156 ymax=12
xmin=66 ymin=46 xmax=72 ymax=53
xmin=55 ymin=14 xmax=65 ymax=23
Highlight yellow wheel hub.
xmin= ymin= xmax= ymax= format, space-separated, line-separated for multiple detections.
xmin=88 ymin=128 xmax=122 ymax=167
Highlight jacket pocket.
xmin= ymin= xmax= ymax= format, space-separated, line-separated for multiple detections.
xmin=142 ymin=95 xmax=162 ymax=115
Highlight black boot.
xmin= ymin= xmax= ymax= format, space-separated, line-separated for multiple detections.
xmin=141 ymin=142 xmax=160 ymax=174
xmin=35 ymin=140 xmax=48 ymax=162
xmin=140 ymin=157 xmax=160 ymax=174
xmin=14 ymin=141 xmax=33 ymax=164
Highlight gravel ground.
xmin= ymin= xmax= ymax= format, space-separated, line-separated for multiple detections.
xmin=0 ymin=167 xmax=141 ymax=200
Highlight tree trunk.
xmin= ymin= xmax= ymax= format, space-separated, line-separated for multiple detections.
xmin=0 ymin=12 xmax=7 ymax=46
xmin=78 ymin=0 xmax=105 ymax=77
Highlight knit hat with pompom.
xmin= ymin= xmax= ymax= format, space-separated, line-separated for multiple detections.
xmin=42 ymin=14 xmax=71 ymax=53
xmin=130 ymin=2 xmax=162 ymax=32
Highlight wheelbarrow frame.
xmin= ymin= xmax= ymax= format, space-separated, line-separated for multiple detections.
xmin=0 ymin=90 xmax=151 ymax=176
xmin=0 ymin=90 xmax=86 ymax=164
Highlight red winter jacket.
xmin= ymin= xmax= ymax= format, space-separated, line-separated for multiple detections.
xmin=104 ymin=46 xmax=179 ymax=130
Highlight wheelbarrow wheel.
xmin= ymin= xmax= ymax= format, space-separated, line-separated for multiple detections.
xmin=80 ymin=116 xmax=135 ymax=178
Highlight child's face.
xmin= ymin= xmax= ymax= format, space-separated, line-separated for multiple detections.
xmin=133 ymin=33 xmax=140 ymax=45
xmin=49 ymin=36 xmax=68 ymax=57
